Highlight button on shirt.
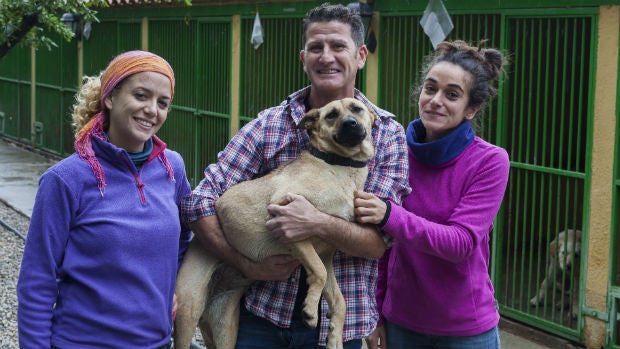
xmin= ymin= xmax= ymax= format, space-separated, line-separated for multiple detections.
xmin=181 ymin=87 xmax=410 ymax=345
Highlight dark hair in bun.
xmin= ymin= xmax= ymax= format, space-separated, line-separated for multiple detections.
xmin=415 ymin=40 xmax=508 ymax=112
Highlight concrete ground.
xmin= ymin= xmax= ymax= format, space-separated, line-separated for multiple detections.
xmin=0 ymin=138 xmax=59 ymax=217
xmin=0 ymin=138 xmax=586 ymax=349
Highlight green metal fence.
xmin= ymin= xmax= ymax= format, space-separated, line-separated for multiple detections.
xmin=0 ymin=47 xmax=31 ymax=142
xmin=83 ymin=20 xmax=142 ymax=76
xmin=239 ymin=14 xmax=365 ymax=125
xmin=1 ymin=1 xmax=618 ymax=346
xmin=241 ymin=16 xmax=306 ymax=123
xmin=497 ymin=13 xmax=595 ymax=342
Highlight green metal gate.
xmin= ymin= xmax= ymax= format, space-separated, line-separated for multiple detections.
xmin=497 ymin=13 xmax=595 ymax=342
xmin=132 ymin=17 xmax=233 ymax=185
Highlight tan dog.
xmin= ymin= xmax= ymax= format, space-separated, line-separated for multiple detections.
xmin=530 ymin=228 xmax=582 ymax=317
xmin=174 ymin=98 xmax=377 ymax=349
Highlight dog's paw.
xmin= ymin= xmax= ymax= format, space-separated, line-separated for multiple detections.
xmin=326 ymin=333 xmax=344 ymax=349
xmin=529 ymin=297 xmax=541 ymax=306
xmin=302 ymin=309 xmax=319 ymax=328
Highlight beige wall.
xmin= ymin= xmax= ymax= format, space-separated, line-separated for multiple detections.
xmin=584 ymin=5 xmax=619 ymax=349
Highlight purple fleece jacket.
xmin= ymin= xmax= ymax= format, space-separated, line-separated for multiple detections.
xmin=17 ymin=136 xmax=192 ymax=349
xmin=378 ymin=120 xmax=510 ymax=336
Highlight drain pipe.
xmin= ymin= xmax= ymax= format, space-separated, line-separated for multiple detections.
xmin=30 ymin=46 xmax=36 ymax=146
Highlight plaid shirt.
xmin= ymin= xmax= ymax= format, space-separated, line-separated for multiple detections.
xmin=181 ymin=87 xmax=410 ymax=345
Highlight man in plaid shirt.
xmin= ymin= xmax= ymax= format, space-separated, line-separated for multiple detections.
xmin=181 ymin=4 xmax=410 ymax=349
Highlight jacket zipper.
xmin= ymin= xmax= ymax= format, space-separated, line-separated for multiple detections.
xmin=120 ymin=155 xmax=147 ymax=204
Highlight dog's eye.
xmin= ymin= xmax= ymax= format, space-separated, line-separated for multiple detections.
xmin=326 ymin=110 xmax=338 ymax=120
xmin=350 ymin=105 xmax=363 ymax=113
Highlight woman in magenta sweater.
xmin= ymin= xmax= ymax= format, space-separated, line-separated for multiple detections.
xmin=355 ymin=40 xmax=509 ymax=349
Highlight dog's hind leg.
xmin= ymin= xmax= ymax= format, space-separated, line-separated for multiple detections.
xmin=202 ymin=265 xmax=251 ymax=349
xmin=291 ymin=241 xmax=328 ymax=329
xmin=321 ymin=248 xmax=345 ymax=349
xmin=174 ymin=240 xmax=220 ymax=349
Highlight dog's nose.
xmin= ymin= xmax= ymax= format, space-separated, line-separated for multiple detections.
xmin=342 ymin=118 xmax=359 ymax=129
xmin=336 ymin=117 xmax=366 ymax=146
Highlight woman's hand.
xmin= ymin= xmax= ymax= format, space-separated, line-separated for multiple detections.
xmin=365 ymin=325 xmax=387 ymax=349
xmin=354 ymin=190 xmax=387 ymax=225
xmin=172 ymin=293 xmax=177 ymax=320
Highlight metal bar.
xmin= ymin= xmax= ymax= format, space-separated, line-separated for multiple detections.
xmin=509 ymin=162 xmax=585 ymax=179
xmin=529 ymin=18 xmax=539 ymax=166
xmin=574 ymin=18 xmax=590 ymax=171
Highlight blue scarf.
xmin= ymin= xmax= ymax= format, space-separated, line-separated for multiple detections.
xmin=406 ymin=119 xmax=475 ymax=166
xmin=127 ymin=138 xmax=154 ymax=169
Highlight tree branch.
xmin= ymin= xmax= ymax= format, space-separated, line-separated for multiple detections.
xmin=0 ymin=13 xmax=39 ymax=59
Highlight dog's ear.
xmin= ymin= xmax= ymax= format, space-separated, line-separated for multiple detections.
xmin=574 ymin=230 xmax=582 ymax=255
xmin=549 ymin=240 xmax=558 ymax=257
xmin=299 ymin=109 xmax=320 ymax=130
xmin=574 ymin=241 xmax=581 ymax=255
xmin=370 ymin=108 xmax=379 ymax=128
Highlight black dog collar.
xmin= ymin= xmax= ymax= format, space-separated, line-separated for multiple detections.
xmin=309 ymin=147 xmax=368 ymax=168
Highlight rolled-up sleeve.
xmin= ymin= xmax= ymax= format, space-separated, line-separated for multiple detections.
xmin=181 ymin=114 xmax=269 ymax=223
xmin=365 ymin=116 xmax=411 ymax=205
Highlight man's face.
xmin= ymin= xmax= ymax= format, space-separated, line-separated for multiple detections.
xmin=300 ymin=21 xmax=368 ymax=99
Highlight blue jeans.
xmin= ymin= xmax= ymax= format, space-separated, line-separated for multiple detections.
xmin=235 ymin=305 xmax=362 ymax=349
xmin=386 ymin=321 xmax=501 ymax=349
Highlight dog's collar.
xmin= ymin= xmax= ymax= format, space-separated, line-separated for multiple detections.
xmin=309 ymin=147 xmax=368 ymax=168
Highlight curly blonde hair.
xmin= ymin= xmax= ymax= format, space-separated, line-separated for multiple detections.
xmin=71 ymin=74 xmax=104 ymax=137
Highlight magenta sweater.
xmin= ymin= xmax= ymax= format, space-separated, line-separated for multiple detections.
xmin=378 ymin=120 xmax=510 ymax=336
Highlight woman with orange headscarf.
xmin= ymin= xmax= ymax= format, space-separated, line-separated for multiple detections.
xmin=17 ymin=51 xmax=192 ymax=349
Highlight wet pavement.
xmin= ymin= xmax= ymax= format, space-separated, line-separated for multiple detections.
xmin=0 ymin=137 xmax=585 ymax=349
xmin=0 ymin=138 xmax=58 ymax=217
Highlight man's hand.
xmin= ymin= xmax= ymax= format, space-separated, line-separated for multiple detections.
xmin=190 ymin=215 xmax=299 ymax=281
xmin=265 ymin=193 xmax=323 ymax=243
xmin=265 ymin=192 xmax=387 ymax=258
xmin=240 ymin=254 xmax=300 ymax=281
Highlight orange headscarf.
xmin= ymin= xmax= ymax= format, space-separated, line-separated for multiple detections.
xmin=74 ymin=51 xmax=176 ymax=195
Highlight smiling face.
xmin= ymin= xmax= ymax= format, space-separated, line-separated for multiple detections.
xmin=418 ymin=61 xmax=480 ymax=142
xmin=300 ymin=21 xmax=368 ymax=106
xmin=104 ymin=71 xmax=172 ymax=152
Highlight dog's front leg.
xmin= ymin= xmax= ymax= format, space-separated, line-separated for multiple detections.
xmin=291 ymin=241 xmax=327 ymax=329
xmin=570 ymin=287 xmax=579 ymax=319
xmin=321 ymin=248 xmax=345 ymax=349
xmin=530 ymin=260 xmax=554 ymax=306
xmin=174 ymin=240 xmax=221 ymax=349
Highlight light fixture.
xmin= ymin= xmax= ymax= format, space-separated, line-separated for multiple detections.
xmin=346 ymin=1 xmax=377 ymax=53
xmin=60 ymin=13 xmax=82 ymax=40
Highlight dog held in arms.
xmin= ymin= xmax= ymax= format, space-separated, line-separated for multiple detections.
xmin=174 ymin=98 xmax=377 ymax=349
xmin=530 ymin=228 xmax=582 ymax=318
